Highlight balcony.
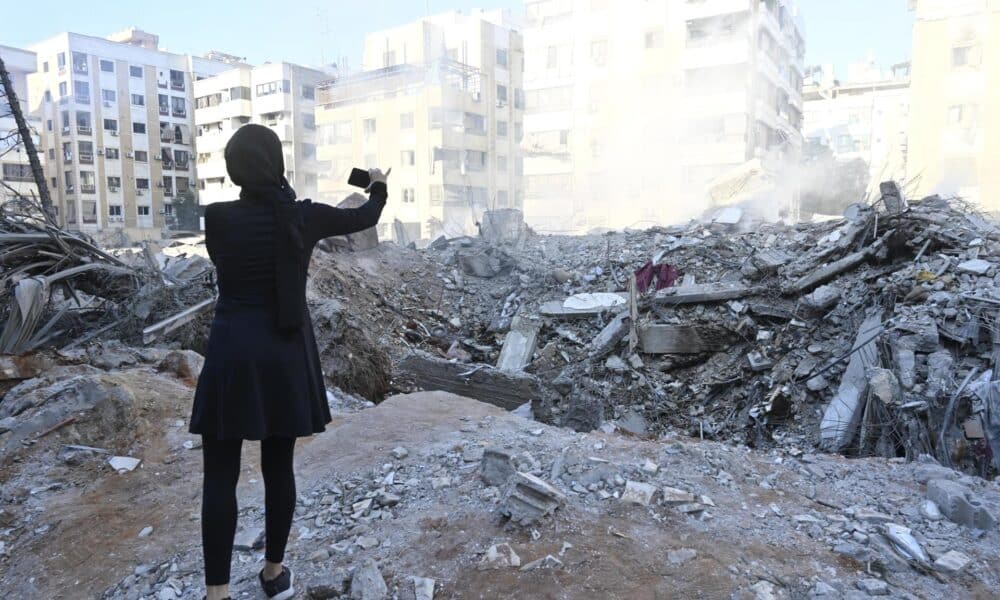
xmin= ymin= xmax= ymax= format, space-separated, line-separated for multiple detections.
xmin=79 ymin=152 xmax=94 ymax=164
xmin=172 ymin=108 xmax=187 ymax=118
xmin=162 ymin=159 xmax=174 ymax=170
xmin=159 ymin=104 xmax=169 ymax=117
xmin=81 ymin=184 xmax=96 ymax=194
xmin=174 ymin=161 xmax=190 ymax=171
xmin=77 ymin=125 xmax=92 ymax=136
xmin=171 ymin=80 xmax=185 ymax=92
xmin=75 ymin=95 xmax=91 ymax=105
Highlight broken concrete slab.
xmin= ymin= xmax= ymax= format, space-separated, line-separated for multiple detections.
xmin=350 ymin=558 xmax=388 ymax=600
xmin=934 ymin=550 xmax=971 ymax=573
xmin=480 ymin=209 xmax=527 ymax=246
xmin=479 ymin=543 xmax=521 ymax=570
xmin=539 ymin=293 xmax=628 ymax=318
xmin=654 ymin=282 xmax=755 ymax=305
xmin=802 ymin=284 xmax=841 ymax=312
xmin=621 ymin=481 xmax=657 ymax=506
xmin=500 ymin=472 xmax=566 ymax=525
xmin=333 ymin=193 xmax=380 ymax=251
xmin=637 ymin=324 xmax=732 ymax=354
xmin=480 ymin=448 xmax=515 ymax=487
xmin=497 ymin=316 xmax=540 ymax=373
xmin=957 ymin=259 xmax=991 ymax=275
xmin=590 ymin=312 xmax=630 ymax=359
xmin=926 ymin=478 xmax=997 ymax=530
xmin=398 ymin=353 xmax=543 ymax=412
xmin=820 ymin=313 xmax=884 ymax=451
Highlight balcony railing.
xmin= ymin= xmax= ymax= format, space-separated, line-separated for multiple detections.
xmin=171 ymin=81 xmax=185 ymax=91
xmin=81 ymin=184 xmax=96 ymax=194
xmin=77 ymin=126 xmax=92 ymax=135
xmin=75 ymin=95 xmax=91 ymax=105
xmin=79 ymin=152 xmax=94 ymax=164
xmin=172 ymin=108 xmax=187 ymax=118
xmin=159 ymin=105 xmax=170 ymax=116
xmin=174 ymin=162 xmax=190 ymax=171
xmin=162 ymin=160 xmax=174 ymax=170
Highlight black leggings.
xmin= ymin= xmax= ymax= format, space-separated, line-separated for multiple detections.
xmin=201 ymin=436 xmax=296 ymax=586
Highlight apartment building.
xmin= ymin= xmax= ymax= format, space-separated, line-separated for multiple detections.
xmin=194 ymin=61 xmax=328 ymax=206
xmin=907 ymin=0 xmax=1000 ymax=211
xmin=0 ymin=46 xmax=44 ymax=202
xmin=803 ymin=60 xmax=911 ymax=189
xmin=522 ymin=0 xmax=805 ymax=233
xmin=315 ymin=10 xmax=524 ymax=241
xmin=26 ymin=29 xmax=233 ymax=239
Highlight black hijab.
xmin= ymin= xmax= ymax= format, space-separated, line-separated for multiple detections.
xmin=224 ymin=124 xmax=305 ymax=333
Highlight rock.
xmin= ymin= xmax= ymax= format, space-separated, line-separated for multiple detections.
xmin=431 ymin=477 xmax=452 ymax=490
xmin=802 ymin=285 xmax=841 ymax=311
xmin=108 ymin=456 xmax=141 ymax=473
xmin=640 ymin=460 xmax=659 ymax=474
xmin=462 ymin=446 xmax=484 ymax=462
xmin=933 ymin=550 xmax=971 ymax=573
xmin=233 ymin=527 xmax=265 ymax=552
xmin=926 ymin=478 xmax=997 ymax=529
xmin=806 ymin=375 xmax=829 ymax=392
xmin=855 ymin=578 xmax=889 ymax=596
xmin=155 ymin=350 xmax=205 ymax=386
xmin=957 ymin=258 xmax=991 ymax=275
xmin=667 ymin=548 xmax=697 ymax=565
xmin=750 ymin=580 xmax=778 ymax=600
xmin=375 ymin=491 xmax=400 ymax=507
xmin=500 ymin=472 xmax=566 ymax=526
xmin=919 ymin=500 xmax=943 ymax=521
xmin=0 ymin=416 xmax=16 ymax=433
xmin=661 ymin=486 xmax=696 ymax=506
xmin=853 ymin=508 xmax=893 ymax=523
xmin=350 ymin=558 xmax=388 ymax=600
xmin=138 ymin=526 xmax=153 ymax=538
xmin=810 ymin=581 xmax=839 ymax=598
xmin=480 ymin=448 xmax=515 ymax=486
xmin=412 ymin=577 xmax=435 ymax=600
xmin=621 ymin=481 xmax=657 ymax=506
xmin=479 ymin=543 xmax=521 ymax=570
xmin=913 ymin=463 xmax=957 ymax=484
xmin=615 ymin=410 xmax=649 ymax=436
xmin=520 ymin=555 xmax=563 ymax=571
xmin=309 ymin=549 xmax=331 ymax=562
xmin=604 ymin=355 xmax=628 ymax=373
xmin=391 ymin=447 xmax=409 ymax=459
xmin=355 ymin=536 xmax=379 ymax=550
xmin=308 ymin=569 xmax=352 ymax=599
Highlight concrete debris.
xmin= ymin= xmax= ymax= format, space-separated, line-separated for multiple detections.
xmin=500 ymin=472 xmax=566 ymax=525
xmin=926 ymin=479 xmax=997 ymax=530
xmin=478 ymin=543 xmax=521 ymax=570
xmin=232 ymin=527 xmax=265 ymax=552
xmin=391 ymin=447 xmax=409 ymax=460
xmin=519 ymin=554 xmax=563 ymax=571
xmin=349 ymin=558 xmax=388 ymax=600
xmin=856 ymin=578 xmax=889 ymax=596
xmin=108 ymin=456 xmax=141 ymax=473
xmin=933 ymin=550 xmax=971 ymax=574
xmin=620 ymin=480 xmax=658 ymax=506
xmin=667 ymin=548 xmax=697 ymax=565
xmin=412 ymin=576 xmax=435 ymax=600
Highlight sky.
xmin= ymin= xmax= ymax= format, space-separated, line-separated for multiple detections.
xmin=2 ymin=0 xmax=914 ymax=77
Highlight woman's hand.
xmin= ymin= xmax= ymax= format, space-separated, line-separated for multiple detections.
xmin=366 ymin=167 xmax=391 ymax=192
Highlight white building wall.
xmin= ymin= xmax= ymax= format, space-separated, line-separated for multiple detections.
xmin=0 ymin=46 xmax=43 ymax=202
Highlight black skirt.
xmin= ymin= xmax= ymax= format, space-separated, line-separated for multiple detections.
xmin=190 ymin=302 xmax=330 ymax=440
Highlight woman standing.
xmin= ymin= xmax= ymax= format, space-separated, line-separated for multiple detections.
xmin=190 ymin=124 xmax=388 ymax=600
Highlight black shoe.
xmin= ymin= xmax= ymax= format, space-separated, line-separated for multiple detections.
xmin=259 ymin=566 xmax=295 ymax=600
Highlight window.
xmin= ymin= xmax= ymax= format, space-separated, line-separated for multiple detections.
xmin=645 ymin=29 xmax=664 ymax=49
xmin=137 ymin=205 xmax=151 ymax=216
xmin=48 ymin=148 xmax=54 ymax=160
xmin=514 ymin=88 xmax=525 ymax=110
xmin=109 ymin=204 xmax=123 ymax=216
xmin=100 ymin=59 xmax=114 ymax=73
xmin=43 ymin=61 xmax=49 ymax=73
xmin=302 ymin=143 xmax=316 ymax=160
xmin=129 ymin=65 xmax=143 ymax=78
xmin=105 ymin=148 xmax=120 ymax=159
xmin=134 ymin=150 xmax=148 ymax=162
xmin=591 ymin=39 xmax=609 ymax=66
xmin=162 ymin=176 xmax=173 ymax=195
xmin=174 ymin=150 xmax=189 ymax=169
xmin=58 ymin=81 xmax=68 ymax=98
xmin=76 ymin=111 xmax=92 ymax=133
xmin=401 ymin=150 xmax=415 ymax=166
xmin=363 ymin=118 xmax=377 ymax=136
xmin=171 ymin=96 xmax=186 ymax=117
xmin=497 ymin=155 xmax=508 ymax=172
xmin=465 ymin=150 xmax=487 ymax=171
xmin=72 ymin=52 xmax=88 ymax=74
xmin=952 ymin=45 xmax=981 ymax=68
xmin=44 ymin=90 xmax=52 ymax=102
xmin=159 ymin=94 xmax=169 ymax=115
xmin=229 ymin=86 xmax=252 ymax=100
xmin=74 ymin=81 xmax=90 ymax=103
xmin=2 ymin=163 xmax=34 ymax=182
xmin=320 ymin=120 xmax=352 ymax=144
xmin=400 ymin=112 xmax=415 ymax=129
xmin=497 ymin=190 xmax=509 ymax=206
xmin=61 ymin=111 xmax=70 ymax=129
xmin=255 ymin=80 xmax=290 ymax=96
xmin=429 ymin=186 xmax=442 ymax=206
xmin=497 ymin=120 xmax=508 ymax=137
xmin=79 ymin=171 xmax=95 ymax=193
xmin=57 ymin=52 xmax=66 ymax=69
xmin=136 ymin=178 xmax=149 ymax=190
xmin=497 ymin=84 xmax=508 ymax=103
xmin=103 ymin=118 xmax=117 ymax=131
xmin=526 ymin=86 xmax=572 ymax=110
xmin=464 ymin=113 xmax=486 ymax=135
xmin=302 ymin=113 xmax=316 ymax=130
xmin=400 ymin=188 xmax=416 ymax=203
xmin=496 ymin=48 xmax=509 ymax=67
xmin=301 ymin=85 xmax=315 ymax=100
xmin=46 ymin=119 xmax=53 ymax=131
xmin=515 ymin=122 xmax=523 ymax=142
xmin=102 ymin=89 xmax=116 ymax=103
xmin=107 ymin=176 xmax=121 ymax=188
xmin=133 ymin=122 xmax=147 ymax=134
xmin=176 ymin=177 xmax=189 ymax=192
xmin=169 ymin=69 xmax=185 ymax=91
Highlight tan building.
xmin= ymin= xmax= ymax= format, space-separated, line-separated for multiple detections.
xmin=908 ymin=0 xmax=1000 ymax=211
xmin=0 ymin=46 xmax=44 ymax=202
xmin=315 ymin=10 xmax=524 ymax=241
xmin=195 ymin=60 xmax=328 ymax=207
xmin=26 ymin=29 xmax=233 ymax=239
xmin=523 ymin=0 xmax=805 ymax=233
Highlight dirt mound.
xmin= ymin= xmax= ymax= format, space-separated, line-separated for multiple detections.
xmin=311 ymin=298 xmax=392 ymax=402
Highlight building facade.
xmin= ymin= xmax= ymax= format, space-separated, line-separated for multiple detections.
xmin=522 ymin=0 xmax=805 ymax=233
xmin=194 ymin=61 xmax=328 ymax=206
xmin=315 ymin=10 xmax=524 ymax=241
xmin=908 ymin=0 xmax=1000 ymax=211
xmin=0 ymin=46 xmax=43 ymax=203
xmin=26 ymin=29 xmax=233 ymax=239
xmin=803 ymin=60 xmax=911 ymax=191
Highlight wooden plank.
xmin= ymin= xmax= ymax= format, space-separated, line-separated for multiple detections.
xmin=638 ymin=324 xmax=732 ymax=354
xmin=497 ymin=316 xmax=540 ymax=373
xmin=654 ymin=282 xmax=754 ymax=305
xmin=398 ymin=353 xmax=542 ymax=411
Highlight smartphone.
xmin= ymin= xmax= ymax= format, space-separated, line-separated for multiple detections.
xmin=348 ymin=168 xmax=371 ymax=189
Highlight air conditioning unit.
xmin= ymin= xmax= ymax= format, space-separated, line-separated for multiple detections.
xmin=66 ymin=185 xmax=75 ymax=193
xmin=109 ymin=130 xmax=119 ymax=137
xmin=125 ymin=151 xmax=134 ymax=158
xmin=153 ymin=154 xmax=161 ymax=161
xmin=96 ymin=149 xmax=104 ymax=156
xmin=109 ymin=215 xmax=124 ymax=222
xmin=62 ymin=126 xmax=71 ymax=135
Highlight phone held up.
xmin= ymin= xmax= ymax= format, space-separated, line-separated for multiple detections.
xmin=348 ymin=168 xmax=371 ymax=189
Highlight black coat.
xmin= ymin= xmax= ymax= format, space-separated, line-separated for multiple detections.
xmin=190 ymin=184 xmax=387 ymax=439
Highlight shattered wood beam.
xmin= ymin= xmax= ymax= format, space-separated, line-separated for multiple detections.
xmin=496 ymin=316 xmax=540 ymax=373
xmin=653 ymin=282 xmax=755 ymax=305
xmin=637 ymin=324 xmax=732 ymax=354
xmin=819 ymin=313 xmax=884 ymax=451
xmin=398 ymin=353 xmax=542 ymax=411
xmin=142 ymin=297 xmax=216 ymax=345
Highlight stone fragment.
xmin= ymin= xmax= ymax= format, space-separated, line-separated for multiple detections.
xmin=855 ymin=578 xmax=889 ymax=596
xmin=957 ymin=259 xmax=991 ymax=275
xmin=0 ymin=416 xmax=16 ymax=433
xmin=802 ymin=285 xmax=841 ymax=311
xmin=520 ymin=555 xmax=563 ymax=571
xmin=640 ymin=460 xmax=659 ymax=474
xmin=661 ymin=486 xmax=697 ymax=506
xmin=355 ymin=536 xmax=379 ymax=550
xmin=933 ymin=550 xmax=971 ymax=573
xmin=155 ymin=350 xmax=205 ymax=386
xmin=308 ymin=569 xmax=352 ymax=599
xmin=667 ymin=548 xmax=697 ymax=565
xmin=138 ymin=526 xmax=153 ymax=538
xmin=926 ymin=478 xmax=997 ymax=529
xmin=233 ymin=527 xmax=265 ymax=552
xmin=750 ymin=580 xmax=778 ymax=600
xmin=621 ymin=481 xmax=658 ymax=506
xmin=390 ymin=447 xmax=409 ymax=459
xmin=919 ymin=500 xmax=943 ymax=521
xmin=480 ymin=448 xmax=515 ymax=486
xmin=108 ymin=456 xmax=141 ymax=473
xmin=806 ymin=375 xmax=829 ymax=392
xmin=500 ymin=472 xmax=566 ymax=526
xmin=854 ymin=508 xmax=893 ymax=523
xmin=350 ymin=558 xmax=388 ymax=600
xmin=308 ymin=549 xmax=330 ymax=562
xmin=413 ymin=576 xmax=435 ymax=600
xmin=479 ymin=543 xmax=521 ymax=570
xmin=431 ymin=477 xmax=451 ymax=490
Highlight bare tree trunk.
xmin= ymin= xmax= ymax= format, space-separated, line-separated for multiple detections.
xmin=0 ymin=54 xmax=52 ymax=214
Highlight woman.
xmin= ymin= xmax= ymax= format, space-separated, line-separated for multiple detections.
xmin=190 ymin=124 xmax=388 ymax=600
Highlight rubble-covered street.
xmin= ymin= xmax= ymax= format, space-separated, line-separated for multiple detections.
xmin=3 ymin=190 xmax=1000 ymax=599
